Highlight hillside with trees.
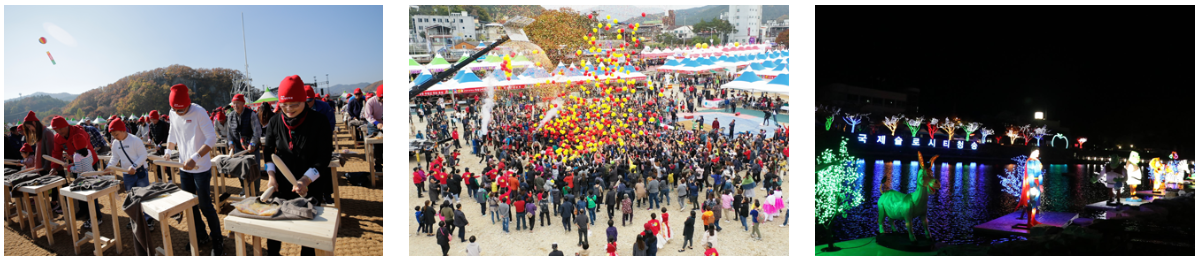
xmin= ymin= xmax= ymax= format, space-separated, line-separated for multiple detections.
xmin=4 ymin=94 xmax=68 ymax=124
xmin=58 ymin=64 xmax=244 ymax=120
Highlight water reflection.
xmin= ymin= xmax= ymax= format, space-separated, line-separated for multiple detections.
xmin=833 ymin=159 xmax=1111 ymax=245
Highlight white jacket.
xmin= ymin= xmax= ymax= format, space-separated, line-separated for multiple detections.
xmin=107 ymin=134 xmax=149 ymax=170
xmin=167 ymin=103 xmax=218 ymax=173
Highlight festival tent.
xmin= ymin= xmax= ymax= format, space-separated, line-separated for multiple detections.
xmin=411 ymin=68 xmax=435 ymax=87
xmin=621 ymin=65 xmax=647 ymax=80
xmin=409 ymin=57 xmax=425 ymax=74
xmin=745 ymin=73 xmax=790 ymax=93
xmin=511 ymin=55 xmax=534 ymax=68
xmin=720 ymin=71 xmax=765 ymax=91
xmin=419 ymin=70 xmax=488 ymax=96
xmin=426 ymin=53 xmax=452 ymax=72
xmin=656 ymin=59 xmax=683 ymax=72
xmin=550 ymin=62 xmax=567 ymax=76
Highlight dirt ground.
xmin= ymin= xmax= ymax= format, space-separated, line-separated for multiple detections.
xmin=4 ymin=117 xmax=383 ymax=256
xmin=407 ymin=84 xmax=790 ymax=256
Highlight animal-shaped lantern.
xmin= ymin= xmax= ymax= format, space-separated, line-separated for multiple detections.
xmin=878 ymin=152 xmax=941 ymax=242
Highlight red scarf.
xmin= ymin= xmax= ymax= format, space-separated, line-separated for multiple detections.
xmin=280 ymin=110 xmax=308 ymax=151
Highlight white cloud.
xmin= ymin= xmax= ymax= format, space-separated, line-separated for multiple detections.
xmin=43 ymin=22 xmax=77 ymax=47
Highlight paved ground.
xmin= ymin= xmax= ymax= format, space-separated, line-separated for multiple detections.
xmin=5 ymin=116 xmax=383 ymax=256
xmin=407 ymin=83 xmax=790 ymax=256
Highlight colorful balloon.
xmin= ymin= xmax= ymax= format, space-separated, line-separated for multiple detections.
xmin=38 ymin=37 xmax=46 ymax=44
xmin=47 ymin=51 xmax=55 ymax=65
xmin=642 ymin=12 xmax=646 ymax=17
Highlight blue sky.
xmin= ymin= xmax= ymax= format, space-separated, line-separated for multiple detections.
xmin=3 ymin=5 xmax=382 ymax=98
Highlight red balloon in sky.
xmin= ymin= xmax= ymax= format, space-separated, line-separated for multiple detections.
xmin=38 ymin=37 xmax=47 ymax=44
xmin=588 ymin=14 xmax=593 ymax=19
xmin=642 ymin=12 xmax=646 ymax=17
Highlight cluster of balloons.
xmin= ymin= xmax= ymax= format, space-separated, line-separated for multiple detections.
xmin=535 ymin=87 xmax=667 ymax=161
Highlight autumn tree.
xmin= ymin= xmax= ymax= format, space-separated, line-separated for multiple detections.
xmin=775 ymin=29 xmax=789 ymax=47
xmin=526 ymin=8 xmax=593 ymax=66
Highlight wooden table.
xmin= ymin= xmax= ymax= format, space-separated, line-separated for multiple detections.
xmin=141 ymin=191 xmax=200 ymax=256
xmin=97 ymin=156 xmax=112 ymax=170
xmin=151 ymin=158 xmax=183 ymax=185
xmin=364 ymin=136 xmax=383 ymax=187
xmin=16 ymin=178 xmax=68 ymax=245
xmin=225 ymin=206 xmax=340 ymax=256
xmin=146 ymin=155 xmax=170 ymax=183
xmin=60 ymin=182 xmax=124 ymax=255
xmin=4 ymin=177 xmax=34 ymax=233
xmin=211 ymin=155 xmax=259 ymax=210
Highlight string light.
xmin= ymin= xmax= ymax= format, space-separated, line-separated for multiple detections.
xmin=1051 ymin=133 xmax=1068 ymax=148
xmin=1006 ymin=126 xmax=1021 ymax=145
xmin=938 ymin=118 xmax=959 ymax=140
xmin=883 ymin=114 xmax=904 ymax=136
xmin=961 ymin=122 xmax=982 ymax=143
xmin=1000 ymin=155 xmax=1029 ymax=197
xmin=980 ymin=128 xmax=995 ymax=144
xmin=1031 ymin=125 xmax=1049 ymax=147
xmin=905 ymin=117 xmax=925 ymax=138
xmin=843 ymin=113 xmax=868 ymax=134
xmin=816 ymin=137 xmax=865 ymax=227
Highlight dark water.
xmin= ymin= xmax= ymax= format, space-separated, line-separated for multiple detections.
xmin=827 ymin=159 xmax=1112 ymax=246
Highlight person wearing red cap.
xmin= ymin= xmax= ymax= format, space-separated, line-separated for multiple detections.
xmin=48 ymin=115 xmax=103 ymax=228
xmin=263 ymin=75 xmax=332 ymax=256
xmin=163 ymin=83 xmax=225 ymax=255
xmin=18 ymin=111 xmax=55 ymax=176
xmin=18 ymin=143 xmax=36 ymax=169
xmin=304 ymin=85 xmax=336 ymax=133
xmin=106 ymin=118 xmax=156 ymax=229
xmin=146 ymin=109 xmax=170 ymax=156
xmin=362 ymin=84 xmax=384 ymax=172
xmin=346 ymin=87 xmax=367 ymax=141
xmin=78 ymin=118 xmax=111 ymax=156
xmin=224 ymin=93 xmax=262 ymax=197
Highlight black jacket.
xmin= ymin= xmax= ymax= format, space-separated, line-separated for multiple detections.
xmin=436 ymin=226 xmax=451 ymax=245
xmin=263 ymin=109 xmax=333 ymax=197
xmin=454 ymin=210 xmax=468 ymax=227
xmin=682 ymin=216 xmax=696 ymax=238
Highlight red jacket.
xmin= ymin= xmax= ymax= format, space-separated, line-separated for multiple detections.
xmin=52 ymin=125 xmax=98 ymax=170
xmin=413 ymin=170 xmax=425 ymax=184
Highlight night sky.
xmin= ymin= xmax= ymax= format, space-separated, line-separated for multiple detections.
xmin=817 ymin=6 xmax=1195 ymax=154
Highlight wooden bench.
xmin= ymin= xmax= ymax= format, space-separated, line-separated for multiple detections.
xmin=3 ymin=170 xmax=39 ymax=234
xmin=328 ymin=159 xmax=342 ymax=209
xmin=60 ymin=181 xmax=124 ymax=255
xmin=16 ymin=178 xmax=68 ymax=245
xmin=225 ymin=206 xmax=340 ymax=256
xmin=141 ymin=191 xmax=200 ymax=256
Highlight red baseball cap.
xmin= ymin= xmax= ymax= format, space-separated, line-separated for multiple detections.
xmin=354 ymin=88 xmax=363 ymax=94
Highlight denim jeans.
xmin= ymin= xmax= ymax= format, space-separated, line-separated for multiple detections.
xmin=661 ymin=189 xmax=671 ymax=206
xmin=782 ymin=209 xmax=789 ymax=225
xmin=123 ymin=167 xmax=152 ymax=221
xmin=365 ymin=122 xmax=380 ymax=136
xmin=179 ymin=169 xmax=221 ymax=241
xmin=502 ymin=216 xmax=510 ymax=232
xmin=647 ymin=192 xmax=659 ymax=209
xmin=587 ymin=207 xmax=596 ymax=225
xmin=714 ymin=218 xmax=722 ymax=231
xmin=490 ymin=210 xmax=497 ymax=224
xmin=739 ymin=215 xmax=748 ymax=231
xmin=516 ymin=212 xmax=526 ymax=230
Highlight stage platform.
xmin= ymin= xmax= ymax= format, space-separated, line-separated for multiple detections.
xmin=972 ymin=211 xmax=1078 ymax=236
xmin=1084 ymin=198 xmax=1156 ymax=211
xmin=815 ymin=237 xmax=938 ymax=256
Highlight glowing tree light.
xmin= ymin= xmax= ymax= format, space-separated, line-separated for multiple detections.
xmin=905 ymin=117 xmax=925 ymax=138
xmin=926 ymin=118 xmax=939 ymax=138
xmin=1051 ymin=133 xmax=1068 ymax=148
xmin=882 ymin=114 xmax=904 ymax=136
xmin=825 ymin=107 xmax=840 ymax=131
xmin=843 ymin=113 xmax=868 ymax=133
xmin=1018 ymin=124 xmax=1032 ymax=145
xmin=938 ymin=118 xmax=959 ymax=140
xmin=1031 ymin=125 xmax=1049 ymax=147
xmin=816 ymin=137 xmax=864 ymax=251
xmin=961 ymin=122 xmax=981 ymax=142
xmin=1000 ymin=155 xmax=1029 ymax=197
xmin=1077 ymin=137 xmax=1087 ymax=148
xmin=1006 ymin=126 xmax=1021 ymax=145
xmin=980 ymin=128 xmax=995 ymax=144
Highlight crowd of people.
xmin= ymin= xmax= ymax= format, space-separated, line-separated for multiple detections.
xmin=4 ymin=77 xmax=384 ymax=256
xmin=410 ymin=68 xmax=790 ymax=256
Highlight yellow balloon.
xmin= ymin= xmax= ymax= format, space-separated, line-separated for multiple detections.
xmin=606 ymin=15 xmax=610 ymax=20
xmin=635 ymin=23 xmax=640 ymax=27
xmin=658 ymin=92 xmax=664 ymax=97
xmin=614 ymin=19 xmax=618 ymax=24
xmin=735 ymin=42 xmax=740 ymax=47
xmin=649 ymin=86 xmax=654 ymax=90
xmin=593 ymin=28 xmax=598 ymax=33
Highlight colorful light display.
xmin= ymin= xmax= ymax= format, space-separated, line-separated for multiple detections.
xmin=825 ymin=108 xmax=840 ymax=131
xmin=877 ymin=152 xmax=940 ymax=242
xmin=980 ymin=128 xmax=995 ymax=144
xmin=816 ymin=137 xmax=865 ymax=227
xmin=1051 ymin=133 xmax=1068 ymax=148
xmin=905 ymin=117 xmax=924 ymax=138
xmin=1006 ymin=126 xmax=1021 ymax=145
xmin=1031 ymin=125 xmax=1049 ymax=147
xmin=1000 ymin=155 xmax=1029 ymax=197
xmin=1077 ymin=137 xmax=1088 ymax=148
xmin=883 ymin=114 xmax=904 ymax=136
xmin=843 ymin=113 xmax=867 ymax=133
xmin=1018 ymin=125 xmax=1031 ymax=145
xmin=938 ymin=118 xmax=958 ymax=140
xmin=961 ymin=122 xmax=981 ymax=143
xmin=927 ymin=118 xmax=938 ymax=138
